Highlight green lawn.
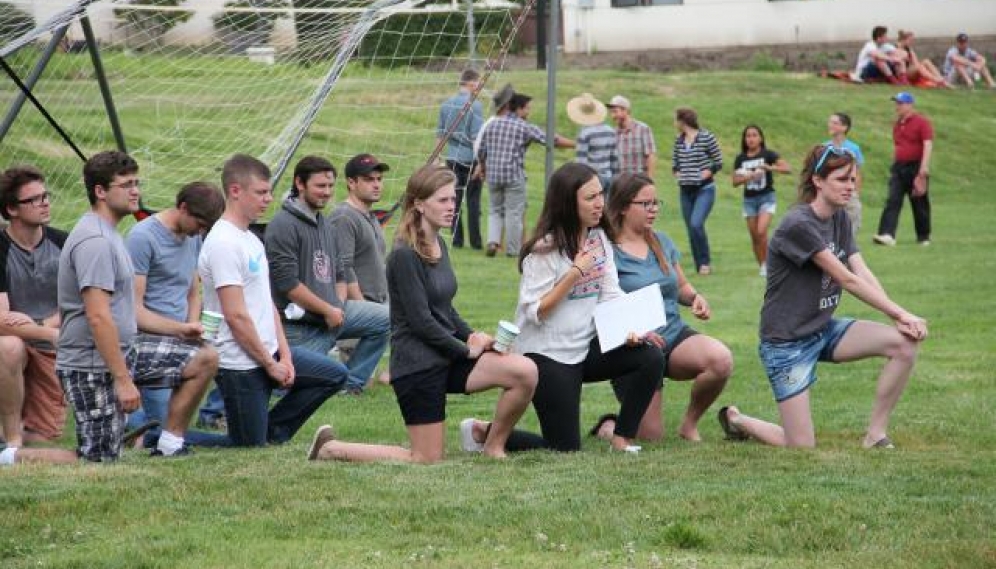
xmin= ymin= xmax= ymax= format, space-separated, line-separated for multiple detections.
xmin=2 ymin=67 xmax=995 ymax=568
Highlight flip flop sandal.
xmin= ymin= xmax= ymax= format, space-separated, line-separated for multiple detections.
xmin=717 ymin=406 xmax=749 ymax=441
xmin=588 ymin=413 xmax=618 ymax=437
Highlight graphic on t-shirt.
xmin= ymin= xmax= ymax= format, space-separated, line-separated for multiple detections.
xmin=313 ymin=250 xmax=331 ymax=283
xmin=741 ymin=157 xmax=766 ymax=192
xmin=248 ymin=253 xmax=263 ymax=274
xmin=569 ymin=230 xmax=607 ymax=300
xmin=819 ymin=241 xmax=846 ymax=310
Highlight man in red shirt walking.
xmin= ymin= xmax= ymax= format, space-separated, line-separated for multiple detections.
xmin=873 ymin=92 xmax=934 ymax=246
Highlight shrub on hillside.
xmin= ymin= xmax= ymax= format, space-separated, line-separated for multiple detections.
xmin=0 ymin=2 xmax=35 ymax=46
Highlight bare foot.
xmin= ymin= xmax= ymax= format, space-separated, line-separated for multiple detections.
xmin=482 ymin=446 xmax=508 ymax=459
xmin=677 ymin=422 xmax=702 ymax=443
xmin=471 ymin=420 xmax=489 ymax=445
xmin=596 ymin=419 xmax=615 ymax=441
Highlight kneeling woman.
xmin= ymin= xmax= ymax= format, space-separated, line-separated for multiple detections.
xmin=592 ymin=173 xmax=733 ymax=443
xmin=308 ymin=165 xmax=537 ymax=463
xmin=721 ymin=145 xmax=927 ymax=448
xmin=513 ymin=162 xmax=665 ymax=453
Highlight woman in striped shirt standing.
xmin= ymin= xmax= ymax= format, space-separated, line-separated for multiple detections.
xmin=671 ymin=108 xmax=723 ymax=275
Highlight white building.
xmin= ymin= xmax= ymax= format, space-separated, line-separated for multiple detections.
xmin=560 ymin=0 xmax=996 ymax=54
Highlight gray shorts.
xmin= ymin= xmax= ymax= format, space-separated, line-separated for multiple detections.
xmin=127 ymin=333 xmax=201 ymax=389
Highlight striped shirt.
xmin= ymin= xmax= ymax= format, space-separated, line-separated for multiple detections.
xmin=477 ymin=114 xmax=546 ymax=185
xmin=616 ymin=119 xmax=656 ymax=175
xmin=576 ymin=124 xmax=618 ymax=180
xmin=671 ymin=129 xmax=723 ymax=187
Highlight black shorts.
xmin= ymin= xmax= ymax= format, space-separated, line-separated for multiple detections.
xmin=391 ymin=359 xmax=478 ymax=426
xmin=611 ymin=326 xmax=698 ymax=400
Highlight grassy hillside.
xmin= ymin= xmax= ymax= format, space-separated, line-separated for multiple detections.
xmin=2 ymin=68 xmax=994 ymax=568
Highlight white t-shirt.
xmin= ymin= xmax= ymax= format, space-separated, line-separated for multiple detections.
xmin=198 ymin=218 xmax=277 ymax=370
xmin=855 ymin=41 xmax=878 ymax=74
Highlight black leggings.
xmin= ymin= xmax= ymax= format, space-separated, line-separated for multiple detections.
xmin=507 ymin=337 xmax=665 ymax=452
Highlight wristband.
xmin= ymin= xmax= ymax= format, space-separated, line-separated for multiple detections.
xmin=572 ymin=265 xmax=585 ymax=277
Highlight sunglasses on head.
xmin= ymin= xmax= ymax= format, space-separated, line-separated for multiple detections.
xmin=814 ymin=145 xmax=856 ymax=173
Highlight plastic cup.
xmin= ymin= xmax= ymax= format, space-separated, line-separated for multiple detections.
xmin=200 ymin=310 xmax=223 ymax=342
xmin=493 ymin=320 xmax=520 ymax=353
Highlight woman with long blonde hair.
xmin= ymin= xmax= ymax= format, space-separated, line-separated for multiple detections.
xmin=307 ymin=164 xmax=537 ymax=463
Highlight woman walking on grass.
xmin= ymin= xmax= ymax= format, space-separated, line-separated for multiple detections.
xmin=671 ymin=107 xmax=723 ymax=276
xmin=719 ymin=145 xmax=927 ymax=449
xmin=306 ymin=164 xmax=537 ymax=463
xmin=589 ymin=173 xmax=732 ymax=445
xmin=732 ymin=124 xmax=791 ymax=277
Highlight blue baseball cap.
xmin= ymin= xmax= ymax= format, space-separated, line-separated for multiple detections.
xmin=891 ymin=92 xmax=915 ymax=104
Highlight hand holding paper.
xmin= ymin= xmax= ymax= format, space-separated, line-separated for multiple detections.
xmin=594 ymin=284 xmax=667 ymax=352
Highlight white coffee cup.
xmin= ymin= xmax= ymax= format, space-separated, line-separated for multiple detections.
xmin=200 ymin=310 xmax=223 ymax=342
xmin=493 ymin=320 xmax=520 ymax=353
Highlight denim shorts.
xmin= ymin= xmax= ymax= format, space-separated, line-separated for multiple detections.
xmin=758 ymin=318 xmax=855 ymax=402
xmin=742 ymin=192 xmax=777 ymax=218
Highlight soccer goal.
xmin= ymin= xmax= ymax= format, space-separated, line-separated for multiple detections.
xmin=0 ymin=0 xmax=529 ymax=230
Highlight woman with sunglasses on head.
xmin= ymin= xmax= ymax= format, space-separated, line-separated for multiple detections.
xmin=719 ymin=145 xmax=927 ymax=449
xmin=306 ymin=164 xmax=538 ymax=463
xmin=671 ymin=107 xmax=723 ymax=276
xmin=732 ymin=125 xmax=791 ymax=277
xmin=509 ymin=162 xmax=665 ymax=453
xmin=590 ymin=173 xmax=732 ymax=444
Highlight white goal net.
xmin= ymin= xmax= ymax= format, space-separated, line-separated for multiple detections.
xmin=0 ymin=0 xmax=525 ymax=230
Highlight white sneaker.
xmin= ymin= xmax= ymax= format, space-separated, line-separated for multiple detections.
xmin=919 ymin=240 xmax=931 ymax=246
xmin=758 ymin=264 xmax=767 ymax=277
xmin=872 ymin=234 xmax=896 ymax=246
xmin=459 ymin=418 xmax=484 ymax=452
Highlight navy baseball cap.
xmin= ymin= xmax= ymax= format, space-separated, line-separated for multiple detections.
xmin=891 ymin=92 xmax=915 ymax=104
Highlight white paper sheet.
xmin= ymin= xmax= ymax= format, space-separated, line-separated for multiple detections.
xmin=593 ymin=284 xmax=666 ymax=352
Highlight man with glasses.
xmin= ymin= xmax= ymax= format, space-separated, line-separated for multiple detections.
xmin=0 ymin=166 xmax=75 ymax=457
xmin=330 ymin=154 xmax=391 ymax=392
xmin=56 ymin=151 xmax=143 ymax=461
xmin=123 ymin=182 xmax=227 ymax=455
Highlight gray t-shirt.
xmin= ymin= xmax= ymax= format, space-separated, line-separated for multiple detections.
xmin=760 ymin=204 xmax=857 ymax=342
xmin=0 ymin=226 xmax=66 ymax=350
xmin=125 ymin=215 xmax=200 ymax=323
xmin=329 ymin=202 xmax=388 ymax=304
xmin=57 ymin=212 xmax=137 ymax=372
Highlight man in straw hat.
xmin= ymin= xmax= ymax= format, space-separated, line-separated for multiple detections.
xmin=607 ymin=94 xmax=656 ymax=179
xmin=567 ymin=93 xmax=618 ymax=193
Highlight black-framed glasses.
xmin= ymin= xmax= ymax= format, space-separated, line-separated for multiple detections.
xmin=814 ymin=145 xmax=855 ymax=173
xmin=631 ymin=198 xmax=661 ymax=211
xmin=109 ymin=179 xmax=141 ymax=190
xmin=17 ymin=191 xmax=50 ymax=206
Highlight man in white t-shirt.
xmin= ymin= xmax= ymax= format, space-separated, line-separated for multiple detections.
xmin=854 ymin=26 xmax=908 ymax=85
xmin=198 ymin=154 xmax=345 ymax=447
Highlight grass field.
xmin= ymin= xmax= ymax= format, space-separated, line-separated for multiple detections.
xmin=2 ymin=66 xmax=995 ymax=568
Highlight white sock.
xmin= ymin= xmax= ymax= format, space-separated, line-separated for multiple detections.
xmin=0 ymin=447 xmax=18 ymax=465
xmin=157 ymin=430 xmax=185 ymax=455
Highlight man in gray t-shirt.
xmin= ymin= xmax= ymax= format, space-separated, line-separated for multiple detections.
xmin=56 ymin=151 xmax=142 ymax=462
xmin=329 ymin=154 xmax=390 ymax=304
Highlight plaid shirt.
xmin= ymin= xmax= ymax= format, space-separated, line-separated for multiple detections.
xmin=477 ymin=114 xmax=546 ymax=185
xmin=616 ymin=119 xmax=656 ymax=175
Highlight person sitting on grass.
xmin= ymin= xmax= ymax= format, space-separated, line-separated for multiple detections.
xmin=718 ymin=144 xmax=927 ymax=449
xmin=942 ymin=33 xmax=996 ymax=89
xmin=590 ymin=173 xmax=732 ymax=445
xmin=307 ymin=164 xmax=538 ymax=464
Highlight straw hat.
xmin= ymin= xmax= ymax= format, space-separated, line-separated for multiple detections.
xmin=566 ymin=93 xmax=607 ymax=126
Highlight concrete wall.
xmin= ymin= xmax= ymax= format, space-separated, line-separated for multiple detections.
xmin=562 ymin=0 xmax=996 ymax=54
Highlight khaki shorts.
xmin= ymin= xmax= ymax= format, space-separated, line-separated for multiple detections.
xmin=22 ymin=346 xmax=67 ymax=440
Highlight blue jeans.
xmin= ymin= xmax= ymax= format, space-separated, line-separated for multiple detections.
xmin=215 ymin=346 xmax=345 ymax=446
xmin=126 ymin=388 xmax=231 ymax=448
xmin=680 ymin=182 xmax=716 ymax=270
xmin=198 ymin=387 xmax=226 ymax=424
xmin=283 ymin=299 xmax=389 ymax=391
